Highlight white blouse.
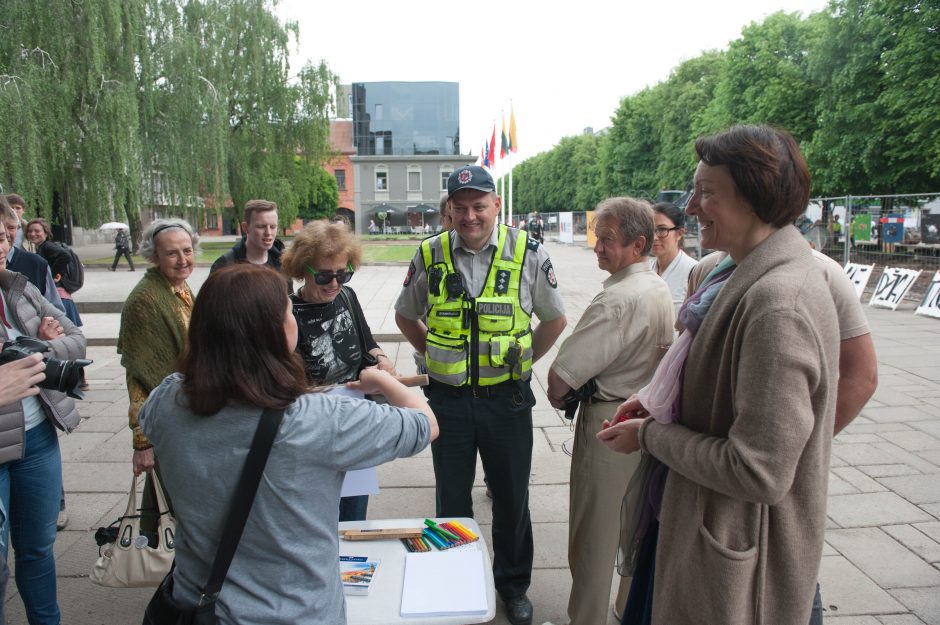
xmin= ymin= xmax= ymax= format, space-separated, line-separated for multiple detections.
xmin=651 ymin=250 xmax=699 ymax=316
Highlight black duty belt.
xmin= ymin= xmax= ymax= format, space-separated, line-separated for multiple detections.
xmin=428 ymin=379 xmax=524 ymax=399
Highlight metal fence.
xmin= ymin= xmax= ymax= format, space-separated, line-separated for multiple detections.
xmin=530 ymin=192 xmax=940 ymax=301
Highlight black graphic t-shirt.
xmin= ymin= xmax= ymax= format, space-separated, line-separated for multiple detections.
xmin=290 ymin=287 xmax=379 ymax=385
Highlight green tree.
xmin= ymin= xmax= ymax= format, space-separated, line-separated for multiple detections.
xmin=654 ymin=51 xmax=725 ymax=189
xmin=140 ymin=0 xmax=336 ymax=229
xmin=0 ymin=0 xmax=336 ymax=239
xmin=296 ymin=159 xmax=339 ymax=220
xmin=699 ymin=11 xmax=823 ymax=142
xmin=598 ymin=88 xmax=660 ymax=199
xmin=0 ymin=1 xmax=145 ymax=232
xmin=804 ymin=0 xmax=940 ymax=195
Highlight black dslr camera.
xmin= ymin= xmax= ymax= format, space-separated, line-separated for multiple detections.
xmin=0 ymin=336 xmax=92 ymax=399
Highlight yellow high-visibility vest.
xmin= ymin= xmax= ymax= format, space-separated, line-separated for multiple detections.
xmin=421 ymin=225 xmax=533 ymax=386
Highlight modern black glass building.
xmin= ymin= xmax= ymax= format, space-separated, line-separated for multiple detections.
xmin=351 ymin=82 xmax=459 ymax=156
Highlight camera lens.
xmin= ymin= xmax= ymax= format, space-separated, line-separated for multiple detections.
xmin=40 ymin=357 xmax=92 ymax=399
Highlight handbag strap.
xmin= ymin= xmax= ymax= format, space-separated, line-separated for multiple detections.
xmin=199 ymin=407 xmax=285 ymax=603
xmin=338 ymin=286 xmax=368 ymax=355
xmin=338 ymin=286 xmax=374 ymax=372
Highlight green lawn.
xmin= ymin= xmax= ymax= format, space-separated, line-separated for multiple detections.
xmin=362 ymin=245 xmax=417 ymax=263
xmin=88 ymin=241 xmax=414 ymax=265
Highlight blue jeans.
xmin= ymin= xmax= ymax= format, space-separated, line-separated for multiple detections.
xmin=0 ymin=419 xmax=62 ymax=625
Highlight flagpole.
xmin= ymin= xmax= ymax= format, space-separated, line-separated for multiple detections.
xmin=509 ymin=154 xmax=513 ymax=226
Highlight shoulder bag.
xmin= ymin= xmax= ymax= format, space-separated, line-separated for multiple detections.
xmin=338 ymin=286 xmax=378 ymax=374
xmin=142 ymin=407 xmax=285 ymax=625
xmin=91 ymin=470 xmax=175 ymax=588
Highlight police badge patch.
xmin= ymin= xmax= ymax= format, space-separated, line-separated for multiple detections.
xmin=541 ymin=259 xmax=557 ymax=288
xmin=403 ymin=260 xmax=416 ymax=287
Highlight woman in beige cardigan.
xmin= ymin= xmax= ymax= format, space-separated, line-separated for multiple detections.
xmin=598 ymin=125 xmax=840 ymax=625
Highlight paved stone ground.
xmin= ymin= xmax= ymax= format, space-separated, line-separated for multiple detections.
xmin=5 ymin=239 xmax=939 ymax=624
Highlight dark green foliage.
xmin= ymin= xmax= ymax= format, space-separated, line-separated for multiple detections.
xmin=295 ymin=159 xmax=339 ymax=221
xmin=511 ymin=0 xmax=940 ymax=214
xmin=0 ymin=0 xmax=336 ymax=234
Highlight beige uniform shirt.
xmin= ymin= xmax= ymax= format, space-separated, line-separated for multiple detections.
xmin=394 ymin=225 xmax=565 ymax=322
xmin=551 ymin=262 xmax=674 ymax=402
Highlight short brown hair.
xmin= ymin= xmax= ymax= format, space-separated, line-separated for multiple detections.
xmin=594 ymin=197 xmax=655 ymax=256
xmin=244 ymin=199 xmax=277 ymax=226
xmin=694 ymin=125 xmax=810 ymax=227
xmin=26 ymin=217 xmax=53 ymax=242
xmin=5 ymin=193 xmax=26 ymax=212
xmin=281 ymin=219 xmax=363 ymax=279
xmin=180 ymin=264 xmax=307 ymax=416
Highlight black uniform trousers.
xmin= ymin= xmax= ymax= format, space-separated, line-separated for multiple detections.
xmin=427 ymin=379 xmax=535 ymax=600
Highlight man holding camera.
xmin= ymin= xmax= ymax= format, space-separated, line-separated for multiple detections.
xmin=547 ymin=198 xmax=674 ymax=625
xmin=395 ymin=166 xmax=566 ymax=625
xmin=0 ymin=222 xmax=86 ymax=624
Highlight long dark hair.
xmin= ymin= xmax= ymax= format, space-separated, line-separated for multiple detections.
xmin=180 ymin=264 xmax=307 ymax=416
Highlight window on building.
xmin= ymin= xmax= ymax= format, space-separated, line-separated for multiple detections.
xmin=375 ymin=170 xmax=387 ymax=191
xmin=207 ymin=212 xmax=218 ymax=230
xmin=335 ymin=169 xmax=346 ymax=191
xmin=441 ymin=168 xmax=453 ymax=191
xmin=408 ymin=169 xmax=421 ymax=192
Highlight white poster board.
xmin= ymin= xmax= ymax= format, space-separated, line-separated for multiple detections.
xmin=558 ymin=212 xmax=574 ymax=244
xmin=869 ymin=267 xmax=921 ymax=310
xmin=843 ymin=263 xmax=875 ymax=301
xmin=915 ymin=271 xmax=940 ymax=319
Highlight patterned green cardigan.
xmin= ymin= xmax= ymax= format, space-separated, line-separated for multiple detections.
xmin=117 ymin=267 xmax=193 ymax=449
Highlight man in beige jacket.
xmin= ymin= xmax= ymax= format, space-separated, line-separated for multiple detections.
xmin=548 ymin=197 xmax=673 ymax=625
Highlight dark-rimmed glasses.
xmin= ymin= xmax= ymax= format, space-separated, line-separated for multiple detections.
xmin=654 ymin=226 xmax=681 ymax=238
xmin=305 ymin=263 xmax=354 ymax=285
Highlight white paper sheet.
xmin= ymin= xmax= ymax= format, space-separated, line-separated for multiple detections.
xmin=400 ymin=550 xmax=488 ymax=617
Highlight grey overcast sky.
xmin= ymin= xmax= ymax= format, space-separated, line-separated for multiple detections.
xmin=276 ymin=0 xmax=828 ymax=169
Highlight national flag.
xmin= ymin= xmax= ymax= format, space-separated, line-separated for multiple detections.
xmin=489 ymin=126 xmax=497 ymax=169
xmin=500 ymin=115 xmax=509 ymax=159
xmin=483 ymin=141 xmax=490 ymax=168
xmin=509 ymin=105 xmax=518 ymax=153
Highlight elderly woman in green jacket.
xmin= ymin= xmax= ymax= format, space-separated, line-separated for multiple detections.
xmin=117 ymin=218 xmax=198 ymax=529
xmin=599 ymin=126 xmax=840 ymax=625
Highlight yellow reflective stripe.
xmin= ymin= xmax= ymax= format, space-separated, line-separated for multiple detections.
xmin=440 ymin=230 xmax=454 ymax=269
xmin=426 ymin=345 xmax=466 ymax=365
xmin=421 ymin=238 xmax=434 ymax=273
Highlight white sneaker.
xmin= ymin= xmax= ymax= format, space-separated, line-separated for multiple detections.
xmin=56 ymin=509 xmax=69 ymax=531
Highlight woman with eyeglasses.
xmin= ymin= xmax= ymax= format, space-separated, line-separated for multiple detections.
xmin=649 ymin=202 xmax=698 ymax=316
xmin=281 ymin=219 xmax=397 ymax=522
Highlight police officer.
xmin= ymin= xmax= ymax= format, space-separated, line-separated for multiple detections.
xmin=395 ymin=166 xmax=566 ymax=625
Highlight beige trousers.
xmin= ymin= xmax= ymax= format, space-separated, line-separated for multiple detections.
xmin=567 ymin=400 xmax=640 ymax=625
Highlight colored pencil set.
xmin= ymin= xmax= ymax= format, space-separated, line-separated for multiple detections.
xmin=400 ymin=519 xmax=479 ymax=552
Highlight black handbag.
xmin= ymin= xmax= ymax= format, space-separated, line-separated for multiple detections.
xmin=142 ymin=407 xmax=284 ymax=625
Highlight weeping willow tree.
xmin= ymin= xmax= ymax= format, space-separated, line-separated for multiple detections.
xmin=138 ymin=0 xmax=337 ymax=232
xmin=0 ymin=0 xmax=336 ymax=239
xmin=0 ymin=1 xmax=145 ymax=233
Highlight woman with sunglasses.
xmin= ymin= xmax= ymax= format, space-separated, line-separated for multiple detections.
xmin=281 ymin=219 xmax=396 ymax=522
xmin=649 ymin=202 xmax=698 ymax=316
